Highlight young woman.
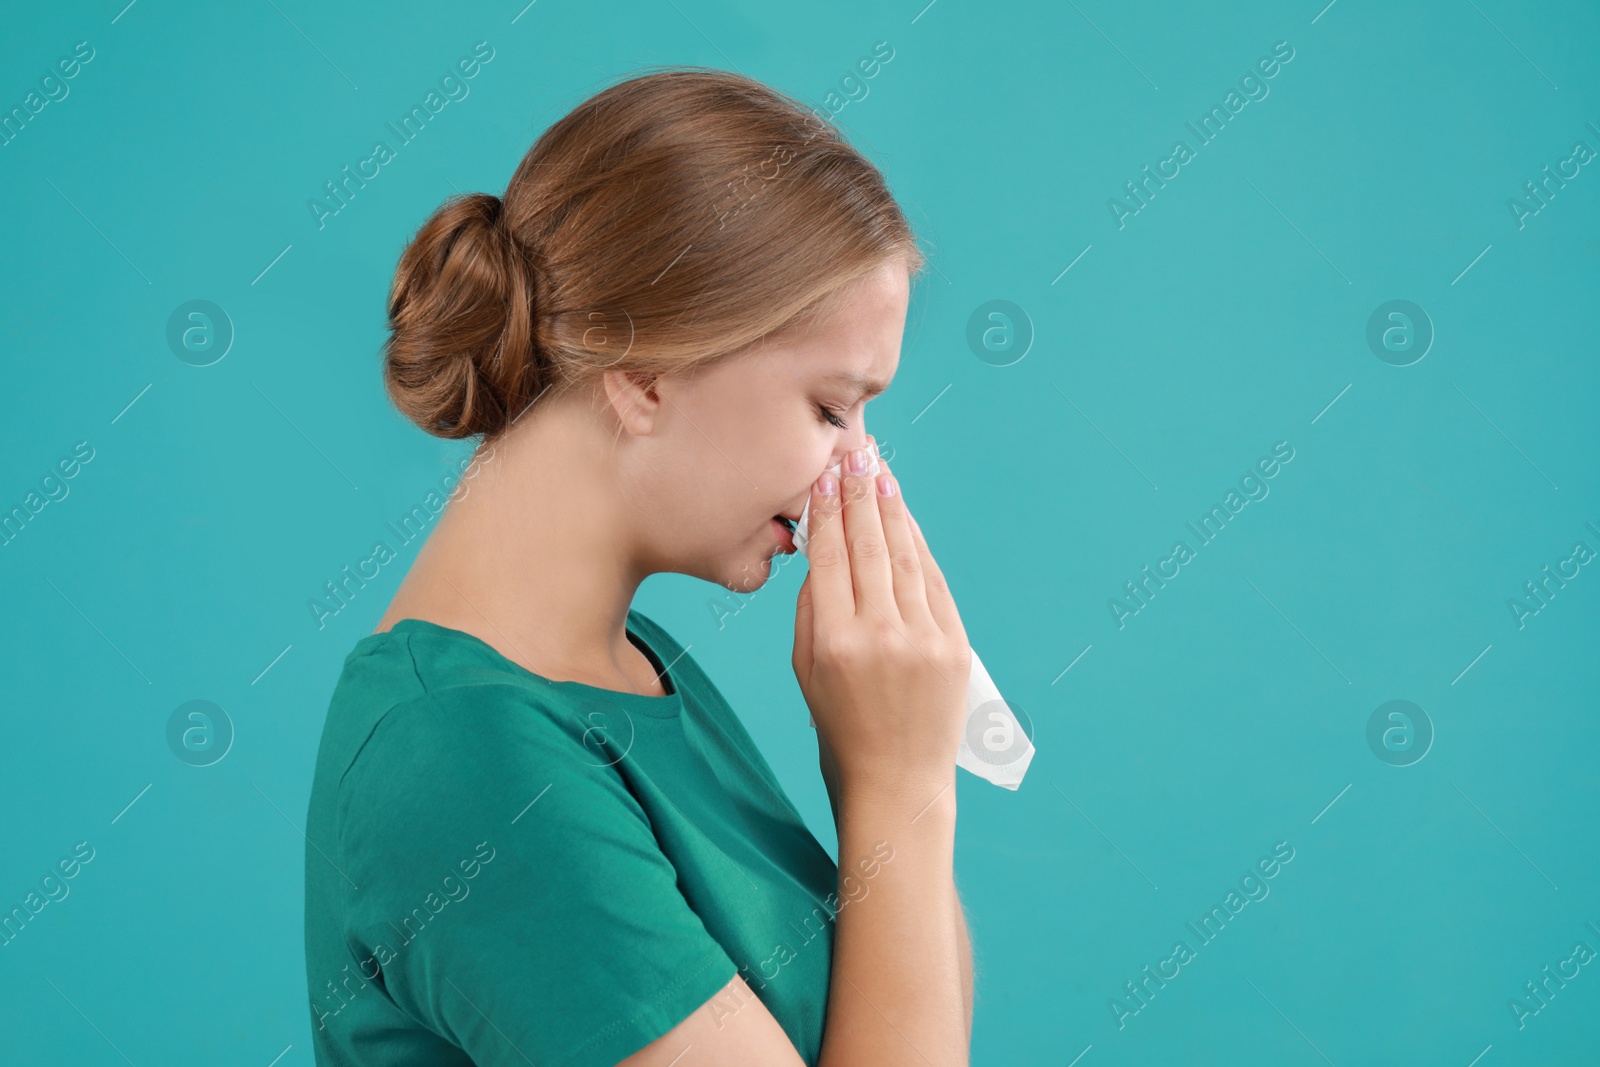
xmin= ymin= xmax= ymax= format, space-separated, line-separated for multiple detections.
xmin=303 ymin=67 xmax=974 ymax=1067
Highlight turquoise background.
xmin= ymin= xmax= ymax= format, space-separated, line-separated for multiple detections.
xmin=2 ymin=0 xmax=1597 ymax=1063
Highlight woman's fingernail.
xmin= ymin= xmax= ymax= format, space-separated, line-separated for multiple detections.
xmin=818 ymin=471 xmax=838 ymax=496
xmin=876 ymin=474 xmax=897 ymax=497
xmin=847 ymin=447 xmax=870 ymax=475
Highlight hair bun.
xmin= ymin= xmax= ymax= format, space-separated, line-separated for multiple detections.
xmin=382 ymin=191 xmax=541 ymax=439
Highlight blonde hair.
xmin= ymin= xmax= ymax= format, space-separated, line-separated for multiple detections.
xmin=382 ymin=66 xmax=927 ymax=440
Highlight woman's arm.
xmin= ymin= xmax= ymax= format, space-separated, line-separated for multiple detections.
xmin=821 ymin=731 xmax=972 ymax=1059
xmin=817 ymin=780 xmax=967 ymax=1067
xmin=956 ymin=892 xmax=973 ymax=1043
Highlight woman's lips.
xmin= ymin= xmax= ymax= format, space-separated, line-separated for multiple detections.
xmin=770 ymin=516 xmax=796 ymax=553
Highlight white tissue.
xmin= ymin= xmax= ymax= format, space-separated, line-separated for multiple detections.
xmin=791 ymin=445 xmax=1035 ymax=791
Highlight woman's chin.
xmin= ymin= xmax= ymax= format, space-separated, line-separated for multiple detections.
xmin=713 ymin=547 xmax=785 ymax=596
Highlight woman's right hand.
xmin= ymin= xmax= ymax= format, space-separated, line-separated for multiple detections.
xmin=792 ymin=439 xmax=972 ymax=804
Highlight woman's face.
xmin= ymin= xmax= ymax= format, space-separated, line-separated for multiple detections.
xmin=628 ymin=259 xmax=910 ymax=593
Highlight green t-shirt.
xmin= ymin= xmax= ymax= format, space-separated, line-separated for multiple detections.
xmin=303 ymin=610 xmax=840 ymax=1066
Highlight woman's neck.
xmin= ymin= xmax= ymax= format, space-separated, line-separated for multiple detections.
xmin=375 ymin=403 xmax=657 ymax=692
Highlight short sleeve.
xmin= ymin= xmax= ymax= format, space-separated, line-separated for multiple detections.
xmin=336 ymin=684 xmax=738 ymax=1067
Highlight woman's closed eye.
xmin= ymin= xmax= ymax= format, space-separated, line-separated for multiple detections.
xmin=817 ymin=404 xmax=849 ymax=429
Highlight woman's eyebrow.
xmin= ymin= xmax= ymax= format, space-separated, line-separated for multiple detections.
xmin=823 ymin=371 xmax=889 ymax=398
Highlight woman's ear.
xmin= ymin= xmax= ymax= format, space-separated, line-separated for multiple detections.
xmin=599 ymin=367 xmax=661 ymax=436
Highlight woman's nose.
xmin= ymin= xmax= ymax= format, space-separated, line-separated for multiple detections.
xmin=833 ymin=429 xmax=875 ymax=469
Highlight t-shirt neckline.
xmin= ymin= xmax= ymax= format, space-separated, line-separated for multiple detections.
xmin=378 ymin=613 xmax=686 ymax=717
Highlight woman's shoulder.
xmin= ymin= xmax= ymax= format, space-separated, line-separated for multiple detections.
xmin=320 ymin=622 xmax=598 ymax=792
